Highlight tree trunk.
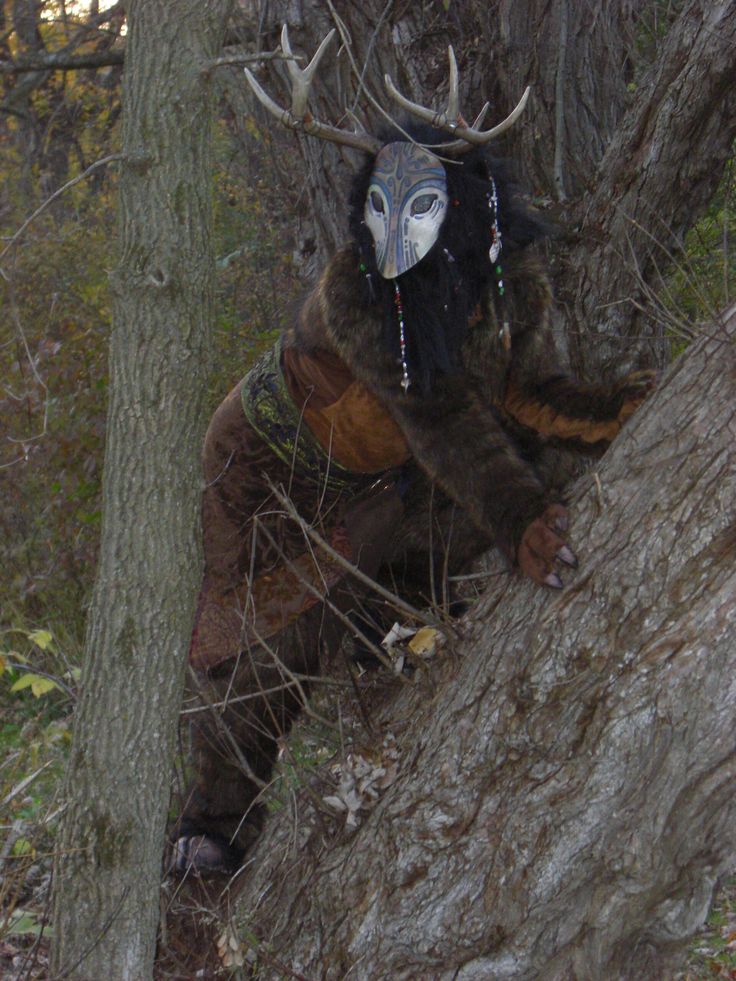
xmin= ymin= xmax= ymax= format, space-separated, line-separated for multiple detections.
xmin=50 ymin=2 xmax=231 ymax=979
xmin=232 ymin=302 xmax=736 ymax=979
xmin=561 ymin=0 xmax=736 ymax=379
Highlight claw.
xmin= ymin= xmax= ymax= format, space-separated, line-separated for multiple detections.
xmin=554 ymin=513 xmax=569 ymax=533
xmin=557 ymin=544 xmax=578 ymax=568
xmin=544 ymin=571 xmax=563 ymax=589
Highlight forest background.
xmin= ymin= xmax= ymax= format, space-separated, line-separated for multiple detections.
xmin=0 ymin=0 xmax=734 ymax=978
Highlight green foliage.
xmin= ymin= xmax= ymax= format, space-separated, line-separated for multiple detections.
xmin=2 ymin=908 xmax=53 ymax=939
xmin=686 ymin=877 xmax=736 ymax=979
xmin=210 ymin=117 xmax=299 ymax=394
xmin=0 ymin=197 xmax=112 ymax=637
xmin=664 ymin=156 xmax=736 ymax=345
xmin=0 ymin=709 xmax=67 ymax=960
xmin=268 ymin=722 xmax=337 ymax=814
xmin=0 ymin=1 xmax=123 ymax=645
xmin=0 ymin=622 xmax=77 ymax=768
xmin=0 ymin=619 xmax=73 ymax=961
xmin=1 ymin=625 xmax=78 ymax=707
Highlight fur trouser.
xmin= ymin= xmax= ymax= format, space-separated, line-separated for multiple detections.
xmin=181 ymin=604 xmax=343 ymax=856
xmin=177 ymin=380 xmax=542 ymax=858
xmin=178 ymin=380 xmax=398 ymax=857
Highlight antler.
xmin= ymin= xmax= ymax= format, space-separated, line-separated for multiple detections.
xmin=384 ymin=46 xmax=530 ymax=153
xmin=245 ymin=30 xmax=529 ymax=157
xmin=244 ymin=25 xmax=383 ymax=155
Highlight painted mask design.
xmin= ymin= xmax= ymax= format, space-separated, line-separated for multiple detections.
xmin=364 ymin=143 xmax=448 ymax=279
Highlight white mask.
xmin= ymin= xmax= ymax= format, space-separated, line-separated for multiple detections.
xmin=364 ymin=143 xmax=448 ymax=279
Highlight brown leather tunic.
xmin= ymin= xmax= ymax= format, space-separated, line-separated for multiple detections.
xmin=282 ymin=346 xmax=411 ymax=473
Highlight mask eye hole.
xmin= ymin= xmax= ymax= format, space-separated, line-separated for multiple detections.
xmin=410 ymin=193 xmax=437 ymax=216
xmin=369 ymin=191 xmax=384 ymax=214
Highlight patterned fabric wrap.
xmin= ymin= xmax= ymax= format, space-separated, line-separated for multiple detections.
xmin=241 ymin=339 xmax=366 ymax=493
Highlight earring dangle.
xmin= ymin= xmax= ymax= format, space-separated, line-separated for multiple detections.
xmin=488 ymin=176 xmax=511 ymax=351
xmin=488 ymin=176 xmax=503 ymax=282
xmin=394 ymin=282 xmax=411 ymax=392
xmin=358 ymin=257 xmax=375 ymax=302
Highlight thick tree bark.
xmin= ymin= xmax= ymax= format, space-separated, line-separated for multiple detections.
xmin=50 ymin=2 xmax=231 ymax=979
xmin=562 ymin=0 xmax=736 ymax=378
xmin=232 ymin=302 xmax=736 ymax=979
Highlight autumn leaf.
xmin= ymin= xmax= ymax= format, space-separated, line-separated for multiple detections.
xmin=10 ymin=673 xmax=61 ymax=697
xmin=407 ymin=626 xmax=441 ymax=657
xmin=28 ymin=629 xmax=53 ymax=650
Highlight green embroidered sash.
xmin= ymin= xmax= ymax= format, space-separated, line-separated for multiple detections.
xmin=241 ymin=339 xmax=364 ymax=493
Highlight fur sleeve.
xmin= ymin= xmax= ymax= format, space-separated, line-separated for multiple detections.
xmin=471 ymin=252 xmax=653 ymax=445
xmin=316 ymin=250 xmax=557 ymax=549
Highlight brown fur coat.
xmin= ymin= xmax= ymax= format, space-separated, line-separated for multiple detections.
xmin=177 ymin=243 xmax=650 ymax=868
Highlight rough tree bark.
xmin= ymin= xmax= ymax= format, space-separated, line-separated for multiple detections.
xmin=244 ymin=0 xmax=736 ymax=375
xmin=50 ymin=2 xmax=231 ymax=979
xmin=231 ymin=303 xmax=736 ymax=978
xmin=561 ymin=0 xmax=736 ymax=377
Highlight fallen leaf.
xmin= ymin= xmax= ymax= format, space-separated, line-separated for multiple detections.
xmin=408 ymin=626 xmax=441 ymax=656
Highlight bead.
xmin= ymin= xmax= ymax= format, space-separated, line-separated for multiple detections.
xmin=394 ymin=282 xmax=410 ymax=391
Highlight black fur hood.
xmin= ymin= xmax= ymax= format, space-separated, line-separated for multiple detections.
xmin=346 ymin=125 xmax=551 ymax=392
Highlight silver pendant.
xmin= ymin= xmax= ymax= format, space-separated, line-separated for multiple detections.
xmin=489 ymin=239 xmax=500 ymax=264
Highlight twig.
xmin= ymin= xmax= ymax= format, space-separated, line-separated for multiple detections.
xmin=249 ymin=621 xmax=339 ymax=730
xmin=0 ymin=153 xmax=123 ymax=265
xmin=209 ymin=50 xmax=304 ymax=69
xmin=447 ymin=570 xmax=504 ymax=583
xmin=0 ymin=50 xmax=124 ymax=73
xmin=254 ymin=516 xmax=412 ymax=684
xmin=0 ymin=819 xmax=27 ymax=874
xmin=267 ymin=480 xmax=441 ymax=630
xmin=0 ymin=270 xmax=49 ymax=464
xmin=188 ymin=666 xmax=269 ymax=791
xmin=180 ymin=675 xmax=352 ymax=716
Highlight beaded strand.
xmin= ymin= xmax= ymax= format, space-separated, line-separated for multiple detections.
xmin=488 ymin=175 xmax=511 ymax=350
xmin=488 ymin=176 xmax=504 ymax=291
xmin=394 ymin=282 xmax=411 ymax=392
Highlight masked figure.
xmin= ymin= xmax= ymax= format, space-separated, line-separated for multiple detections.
xmin=173 ymin=31 xmax=653 ymax=874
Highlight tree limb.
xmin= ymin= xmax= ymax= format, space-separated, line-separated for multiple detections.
xmin=565 ymin=0 xmax=736 ymax=375
xmin=232 ymin=303 xmax=736 ymax=979
xmin=0 ymin=49 xmax=124 ymax=73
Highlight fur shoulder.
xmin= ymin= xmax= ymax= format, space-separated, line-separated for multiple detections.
xmin=318 ymin=249 xmax=400 ymax=390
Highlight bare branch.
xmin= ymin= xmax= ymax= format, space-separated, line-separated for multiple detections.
xmin=0 ymin=153 xmax=123 ymax=265
xmin=0 ymin=48 xmax=124 ymax=74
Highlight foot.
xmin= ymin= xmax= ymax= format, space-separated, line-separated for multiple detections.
xmin=172 ymin=834 xmax=242 ymax=876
